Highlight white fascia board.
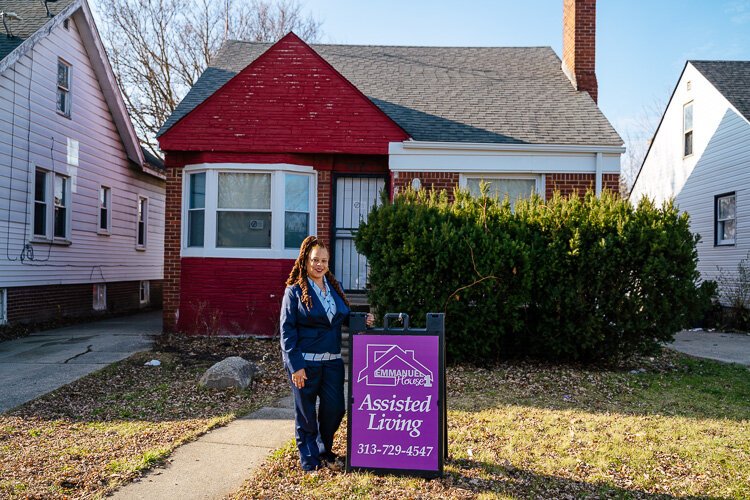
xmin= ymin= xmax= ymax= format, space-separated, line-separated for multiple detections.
xmin=75 ymin=0 xmax=145 ymax=168
xmin=0 ymin=0 xmax=82 ymax=74
xmin=184 ymin=162 xmax=315 ymax=173
xmin=389 ymin=141 xmax=622 ymax=174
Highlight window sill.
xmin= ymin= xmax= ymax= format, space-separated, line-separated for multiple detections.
xmin=32 ymin=237 xmax=72 ymax=246
xmin=715 ymin=242 xmax=736 ymax=247
xmin=56 ymin=110 xmax=71 ymax=119
xmin=97 ymin=230 xmax=111 ymax=236
xmin=135 ymin=246 xmax=147 ymax=252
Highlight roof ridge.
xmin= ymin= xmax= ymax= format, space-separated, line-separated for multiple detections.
xmin=223 ymin=39 xmax=553 ymax=50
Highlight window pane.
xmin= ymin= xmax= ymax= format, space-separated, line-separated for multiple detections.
xmin=721 ymin=220 xmax=736 ymax=241
xmin=216 ymin=211 xmax=271 ymax=248
xmin=57 ymin=62 xmax=69 ymax=87
xmin=190 ymin=173 xmax=206 ymax=209
xmin=467 ymin=178 xmax=535 ymax=206
xmin=285 ymin=212 xmax=309 ymax=249
xmin=35 ymin=171 xmax=46 ymax=202
xmin=100 ymin=187 xmax=108 ymax=207
xmin=684 ymin=103 xmax=693 ymax=130
xmin=100 ymin=208 xmax=108 ymax=230
xmin=719 ymin=196 xmax=735 ymax=220
xmin=138 ymin=221 xmax=145 ymax=246
xmin=57 ymin=90 xmax=68 ymax=115
xmin=34 ymin=202 xmax=46 ymax=235
xmin=684 ymin=131 xmax=693 ymax=156
xmin=188 ymin=210 xmax=205 ymax=247
xmin=218 ymin=173 xmax=270 ymax=209
xmin=285 ymin=174 xmax=309 ymax=211
xmin=54 ymin=176 xmax=66 ymax=206
xmin=54 ymin=206 xmax=66 ymax=238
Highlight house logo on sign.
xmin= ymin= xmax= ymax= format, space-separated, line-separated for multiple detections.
xmin=357 ymin=344 xmax=433 ymax=387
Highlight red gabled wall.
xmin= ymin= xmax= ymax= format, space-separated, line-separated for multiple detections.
xmin=159 ymin=33 xmax=408 ymax=154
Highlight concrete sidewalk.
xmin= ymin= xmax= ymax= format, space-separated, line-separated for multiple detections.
xmin=0 ymin=310 xmax=162 ymax=413
xmin=111 ymin=397 xmax=296 ymax=500
xmin=669 ymin=329 xmax=750 ymax=366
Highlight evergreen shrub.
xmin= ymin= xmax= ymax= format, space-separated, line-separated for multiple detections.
xmin=355 ymin=188 xmax=704 ymax=363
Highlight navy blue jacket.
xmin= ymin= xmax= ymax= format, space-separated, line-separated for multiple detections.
xmin=280 ymin=282 xmax=351 ymax=373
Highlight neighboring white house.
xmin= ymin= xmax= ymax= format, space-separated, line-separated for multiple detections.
xmin=0 ymin=0 xmax=165 ymax=327
xmin=630 ymin=60 xmax=750 ymax=289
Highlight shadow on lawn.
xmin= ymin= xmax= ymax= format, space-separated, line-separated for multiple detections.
xmin=449 ymin=457 xmax=711 ymax=499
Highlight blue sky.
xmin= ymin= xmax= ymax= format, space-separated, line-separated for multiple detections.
xmin=306 ymin=0 xmax=750 ymax=159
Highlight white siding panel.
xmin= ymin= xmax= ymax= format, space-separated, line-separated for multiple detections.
xmin=631 ymin=63 xmax=750 ymax=293
xmin=0 ymin=17 xmax=164 ymax=288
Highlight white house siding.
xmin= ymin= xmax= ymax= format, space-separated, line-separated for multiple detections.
xmin=631 ymin=62 xmax=750 ymax=286
xmin=0 ymin=17 xmax=164 ymax=288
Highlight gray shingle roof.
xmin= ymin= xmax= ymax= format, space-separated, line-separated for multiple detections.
xmin=159 ymin=40 xmax=622 ymax=146
xmin=691 ymin=60 xmax=750 ymax=122
xmin=0 ymin=0 xmax=76 ymax=62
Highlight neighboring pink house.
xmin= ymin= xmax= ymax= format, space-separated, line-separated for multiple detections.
xmin=0 ymin=0 xmax=165 ymax=327
xmin=157 ymin=0 xmax=623 ymax=336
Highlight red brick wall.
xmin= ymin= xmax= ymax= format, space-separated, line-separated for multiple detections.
xmin=546 ymin=173 xmax=620 ymax=199
xmin=163 ymin=166 xmax=183 ymax=332
xmin=392 ymin=172 xmax=460 ymax=201
xmin=6 ymin=280 xmax=162 ymax=325
xmin=160 ymin=153 xmax=389 ymax=333
xmin=178 ymin=258 xmax=293 ymax=336
xmin=159 ymin=33 xmax=408 ymax=154
xmin=562 ymin=0 xmax=598 ymax=103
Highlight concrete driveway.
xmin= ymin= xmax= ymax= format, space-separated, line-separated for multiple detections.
xmin=0 ymin=310 xmax=162 ymax=413
xmin=669 ymin=329 xmax=750 ymax=366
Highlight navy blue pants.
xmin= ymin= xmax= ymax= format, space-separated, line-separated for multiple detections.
xmin=288 ymin=359 xmax=345 ymax=471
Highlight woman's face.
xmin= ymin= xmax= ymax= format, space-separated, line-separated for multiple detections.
xmin=306 ymin=246 xmax=329 ymax=282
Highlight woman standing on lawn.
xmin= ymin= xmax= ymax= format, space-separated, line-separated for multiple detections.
xmin=280 ymin=235 xmax=373 ymax=472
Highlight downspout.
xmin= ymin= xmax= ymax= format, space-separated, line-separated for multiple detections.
xmin=595 ymin=152 xmax=603 ymax=196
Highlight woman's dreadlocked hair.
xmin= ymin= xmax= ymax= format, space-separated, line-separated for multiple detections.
xmin=286 ymin=235 xmax=350 ymax=310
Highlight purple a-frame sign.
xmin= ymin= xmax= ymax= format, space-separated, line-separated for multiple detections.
xmin=347 ymin=313 xmax=445 ymax=478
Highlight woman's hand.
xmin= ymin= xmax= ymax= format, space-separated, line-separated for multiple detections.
xmin=291 ymin=368 xmax=307 ymax=389
xmin=365 ymin=313 xmax=375 ymax=327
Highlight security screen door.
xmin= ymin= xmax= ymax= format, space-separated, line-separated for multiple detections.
xmin=333 ymin=176 xmax=386 ymax=291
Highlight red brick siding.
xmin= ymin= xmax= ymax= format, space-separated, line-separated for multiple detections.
xmin=546 ymin=173 xmax=620 ymax=199
xmin=392 ymin=172 xmax=460 ymax=201
xmin=177 ymin=258 xmax=293 ymax=336
xmin=159 ymin=34 xmax=408 ymax=154
xmin=562 ymin=0 xmax=598 ymax=103
xmin=6 ymin=280 xmax=162 ymax=325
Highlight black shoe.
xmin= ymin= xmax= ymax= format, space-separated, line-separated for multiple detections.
xmin=320 ymin=451 xmax=338 ymax=463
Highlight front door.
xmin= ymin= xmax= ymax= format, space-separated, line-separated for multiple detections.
xmin=333 ymin=176 xmax=387 ymax=292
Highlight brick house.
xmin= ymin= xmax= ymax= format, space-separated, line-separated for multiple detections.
xmin=157 ymin=0 xmax=622 ymax=336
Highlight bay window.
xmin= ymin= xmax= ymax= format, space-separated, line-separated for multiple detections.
xmin=183 ymin=164 xmax=316 ymax=258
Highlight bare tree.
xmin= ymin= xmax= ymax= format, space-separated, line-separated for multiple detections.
xmin=96 ymin=0 xmax=322 ymax=155
xmin=619 ymin=97 xmax=666 ymax=197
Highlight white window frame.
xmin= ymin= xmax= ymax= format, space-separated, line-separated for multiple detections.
xmin=715 ymin=192 xmax=736 ymax=246
xmin=33 ymin=168 xmax=72 ymax=242
xmin=136 ymin=196 xmax=148 ymax=249
xmin=139 ymin=280 xmax=150 ymax=306
xmin=182 ymin=163 xmax=317 ymax=259
xmin=57 ymin=58 xmax=71 ymax=118
xmin=459 ymin=173 xmax=543 ymax=205
xmin=683 ymin=101 xmax=693 ymax=158
xmin=93 ymin=284 xmax=106 ymax=311
xmin=98 ymin=185 xmax=111 ymax=235
xmin=0 ymin=289 xmax=7 ymax=325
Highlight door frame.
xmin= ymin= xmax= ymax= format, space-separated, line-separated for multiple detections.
xmin=331 ymin=173 xmax=390 ymax=293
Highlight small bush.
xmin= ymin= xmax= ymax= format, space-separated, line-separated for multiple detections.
xmin=356 ymin=188 xmax=704 ymax=363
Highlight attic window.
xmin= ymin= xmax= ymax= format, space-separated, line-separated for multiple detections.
xmin=686 ymin=80 xmax=691 ymax=91
xmin=63 ymin=19 xmax=69 ymax=30
xmin=683 ymin=101 xmax=693 ymax=157
xmin=56 ymin=59 xmax=71 ymax=117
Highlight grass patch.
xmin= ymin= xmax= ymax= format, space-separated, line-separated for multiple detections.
xmin=0 ymin=335 xmax=288 ymax=499
xmin=232 ymin=350 xmax=750 ymax=499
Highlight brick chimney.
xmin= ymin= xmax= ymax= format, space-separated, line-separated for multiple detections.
xmin=562 ymin=0 xmax=598 ymax=103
